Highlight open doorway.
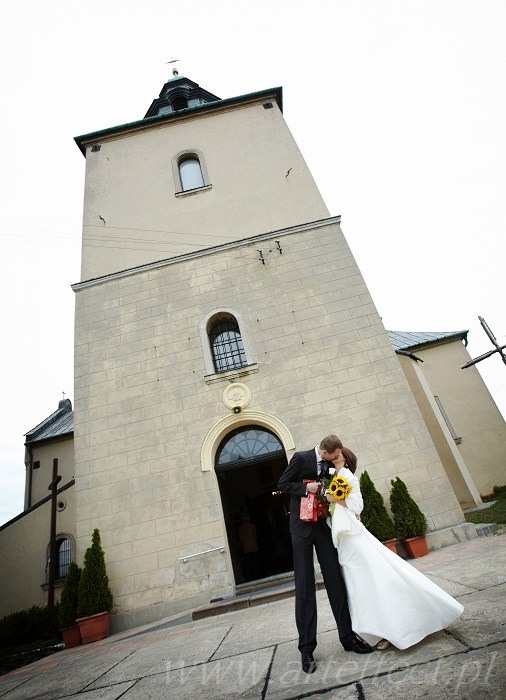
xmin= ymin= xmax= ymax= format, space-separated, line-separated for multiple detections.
xmin=215 ymin=426 xmax=293 ymax=585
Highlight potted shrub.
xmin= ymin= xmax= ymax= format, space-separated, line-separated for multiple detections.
xmin=57 ymin=561 xmax=82 ymax=647
xmin=359 ymin=470 xmax=397 ymax=552
xmin=76 ymin=529 xmax=113 ymax=643
xmin=389 ymin=477 xmax=428 ymax=558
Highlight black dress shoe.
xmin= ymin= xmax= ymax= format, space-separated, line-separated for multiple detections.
xmin=301 ymin=652 xmax=317 ymax=673
xmin=343 ymin=636 xmax=373 ymax=654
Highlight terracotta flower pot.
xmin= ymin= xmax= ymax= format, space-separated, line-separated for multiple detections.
xmin=76 ymin=611 xmax=111 ymax=644
xmin=402 ymin=535 xmax=428 ymax=558
xmin=61 ymin=624 xmax=82 ymax=648
xmin=382 ymin=538 xmax=398 ymax=553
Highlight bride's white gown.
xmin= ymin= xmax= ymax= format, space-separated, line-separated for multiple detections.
xmin=329 ymin=467 xmax=464 ymax=650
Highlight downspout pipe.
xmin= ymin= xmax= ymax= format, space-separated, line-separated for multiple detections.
xmin=396 ymin=349 xmax=424 ymax=362
xmin=25 ymin=442 xmax=33 ymax=510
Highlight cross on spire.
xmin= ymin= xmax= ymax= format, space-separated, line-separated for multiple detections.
xmin=165 ymin=57 xmax=180 ymax=77
xmin=461 ymin=316 xmax=506 ymax=369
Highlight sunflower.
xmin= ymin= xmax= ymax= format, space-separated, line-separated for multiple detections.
xmin=328 ymin=475 xmax=351 ymax=500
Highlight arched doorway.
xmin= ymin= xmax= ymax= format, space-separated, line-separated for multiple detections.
xmin=215 ymin=426 xmax=293 ymax=585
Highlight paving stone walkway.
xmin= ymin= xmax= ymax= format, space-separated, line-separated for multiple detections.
xmin=0 ymin=534 xmax=504 ymax=699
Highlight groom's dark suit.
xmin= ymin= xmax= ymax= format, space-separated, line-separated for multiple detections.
xmin=278 ymin=448 xmax=354 ymax=653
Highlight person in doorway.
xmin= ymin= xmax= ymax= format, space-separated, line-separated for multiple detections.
xmin=278 ymin=434 xmax=372 ymax=674
xmin=237 ymin=514 xmax=261 ymax=580
xmin=326 ymin=447 xmax=464 ymax=650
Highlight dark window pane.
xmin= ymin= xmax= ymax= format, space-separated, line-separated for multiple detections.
xmin=209 ymin=318 xmax=247 ymax=372
xmin=217 ymin=428 xmax=283 ymax=465
xmin=57 ymin=537 xmax=72 ymax=578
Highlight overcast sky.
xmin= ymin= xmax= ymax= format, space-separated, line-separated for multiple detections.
xmin=1 ymin=0 xmax=505 ymax=526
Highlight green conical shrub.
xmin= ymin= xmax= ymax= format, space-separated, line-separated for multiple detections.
xmin=389 ymin=477 xmax=427 ymax=539
xmin=359 ymin=470 xmax=396 ymax=541
xmin=77 ymin=529 xmax=113 ymax=618
xmin=58 ymin=561 xmax=82 ymax=629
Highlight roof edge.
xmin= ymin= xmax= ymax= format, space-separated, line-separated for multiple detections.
xmin=74 ymin=86 xmax=283 ymax=155
xmin=387 ymin=329 xmax=469 ymax=352
xmin=0 ymin=480 xmax=75 ymax=533
xmin=25 ymin=399 xmax=73 ymax=442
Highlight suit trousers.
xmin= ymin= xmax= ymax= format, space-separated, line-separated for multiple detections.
xmin=292 ymin=518 xmax=353 ymax=653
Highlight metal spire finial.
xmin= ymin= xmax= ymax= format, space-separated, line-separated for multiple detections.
xmin=165 ymin=57 xmax=180 ymax=77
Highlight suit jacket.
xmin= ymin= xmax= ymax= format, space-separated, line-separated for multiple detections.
xmin=278 ymin=449 xmax=330 ymax=537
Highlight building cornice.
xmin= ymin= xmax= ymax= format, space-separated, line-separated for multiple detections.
xmin=71 ymin=215 xmax=342 ymax=292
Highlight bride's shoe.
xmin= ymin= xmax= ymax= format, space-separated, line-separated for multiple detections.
xmin=375 ymin=639 xmax=392 ymax=650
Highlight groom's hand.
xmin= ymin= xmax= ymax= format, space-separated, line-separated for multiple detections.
xmin=306 ymin=481 xmax=319 ymax=494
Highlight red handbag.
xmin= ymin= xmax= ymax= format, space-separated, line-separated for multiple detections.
xmin=300 ymin=489 xmax=318 ymax=521
xmin=300 ymin=479 xmax=329 ymax=521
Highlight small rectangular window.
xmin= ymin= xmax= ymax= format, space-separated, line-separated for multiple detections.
xmin=33 ymin=461 xmax=40 ymax=470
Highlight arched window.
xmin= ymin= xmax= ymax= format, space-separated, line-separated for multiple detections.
xmin=56 ymin=537 xmax=72 ymax=578
xmin=172 ymin=95 xmax=189 ymax=111
xmin=178 ymin=157 xmax=204 ymax=191
xmin=216 ymin=427 xmax=284 ymax=467
xmin=173 ymin=149 xmax=210 ymax=195
xmin=45 ymin=536 xmax=72 ymax=580
xmin=209 ymin=315 xmax=247 ymax=373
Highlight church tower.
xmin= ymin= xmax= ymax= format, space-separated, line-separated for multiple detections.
xmin=73 ymin=72 xmax=465 ymax=631
xmin=76 ymin=73 xmax=329 ymax=280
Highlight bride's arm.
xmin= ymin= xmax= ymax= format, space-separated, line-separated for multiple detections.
xmin=341 ymin=468 xmax=363 ymax=515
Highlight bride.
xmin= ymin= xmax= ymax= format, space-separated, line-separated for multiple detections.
xmin=325 ymin=447 xmax=464 ymax=650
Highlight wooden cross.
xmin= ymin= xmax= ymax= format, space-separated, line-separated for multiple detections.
xmin=47 ymin=459 xmax=62 ymax=608
xmin=461 ymin=316 xmax=506 ymax=369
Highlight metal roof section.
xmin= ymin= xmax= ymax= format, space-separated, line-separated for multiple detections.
xmin=143 ymin=75 xmax=221 ymax=118
xmin=387 ymin=330 xmax=468 ymax=351
xmin=25 ymin=399 xmax=74 ymax=444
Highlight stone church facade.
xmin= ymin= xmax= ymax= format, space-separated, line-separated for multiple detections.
xmin=7 ymin=74 xmax=504 ymax=628
xmin=69 ymin=74 xmax=468 ymax=630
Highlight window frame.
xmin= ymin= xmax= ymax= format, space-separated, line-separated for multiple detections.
xmin=208 ymin=316 xmax=247 ymax=374
xmin=199 ymin=308 xmax=257 ymax=381
xmin=44 ymin=534 xmax=74 ymax=582
xmin=216 ymin=426 xmax=285 ymax=468
xmin=172 ymin=149 xmax=211 ymax=195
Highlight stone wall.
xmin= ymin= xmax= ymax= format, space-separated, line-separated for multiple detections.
xmin=73 ymin=218 xmax=465 ymax=626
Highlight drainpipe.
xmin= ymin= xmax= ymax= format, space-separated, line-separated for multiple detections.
xmin=25 ymin=443 xmax=33 ymax=510
xmin=396 ymin=349 xmax=424 ymax=363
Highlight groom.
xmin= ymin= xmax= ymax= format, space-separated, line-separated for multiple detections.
xmin=278 ymin=434 xmax=372 ymax=673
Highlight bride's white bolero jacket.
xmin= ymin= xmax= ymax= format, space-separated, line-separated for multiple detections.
xmin=328 ymin=467 xmax=364 ymax=546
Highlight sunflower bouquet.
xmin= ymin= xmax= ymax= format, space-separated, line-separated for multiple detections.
xmin=320 ymin=469 xmax=352 ymax=516
xmin=327 ymin=473 xmax=352 ymax=500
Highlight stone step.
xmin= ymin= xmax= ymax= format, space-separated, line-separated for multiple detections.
xmin=475 ymin=522 xmax=499 ymax=537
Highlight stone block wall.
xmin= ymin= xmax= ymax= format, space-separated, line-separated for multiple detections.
xmin=73 ymin=218 xmax=464 ymax=625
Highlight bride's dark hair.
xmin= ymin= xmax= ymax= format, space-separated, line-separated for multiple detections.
xmin=341 ymin=447 xmax=358 ymax=474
